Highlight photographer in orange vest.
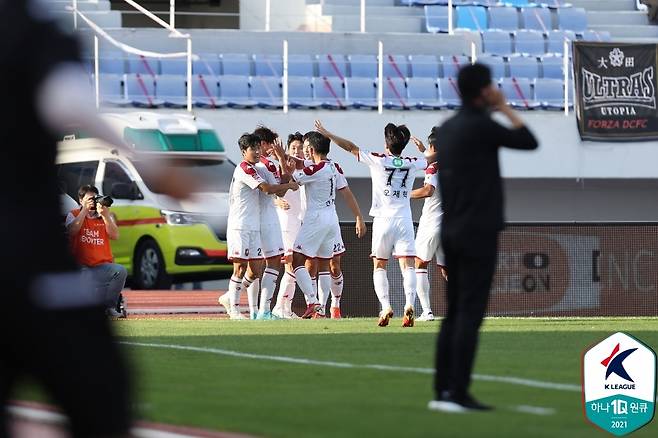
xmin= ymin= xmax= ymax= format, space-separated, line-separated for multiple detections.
xmin=66 ymin=185 xmax=127 ymax=318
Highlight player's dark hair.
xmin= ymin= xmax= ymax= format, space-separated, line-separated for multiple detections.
xmin=78 ymin=184 xmax=99 ymax=200
xmin=287 ymin=131 xmax=304 ymax=147
xmin=238 ymin=133 xmax=261 ymax=152
xmin=427 ymin=126 xmax=439 ymax=148
xmin=384 ymin=123 xmax=411 ymax=155
xmin=253 ymin=125 xmax=277 ymax=144
xmin=457 ymin=63 xmax=492 ymax=106
xmin=303 ymin=131 xmax=330 ymax=155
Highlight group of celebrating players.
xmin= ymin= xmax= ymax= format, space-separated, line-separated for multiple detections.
xmin=218 ymin=120 xmax=446 ymax=327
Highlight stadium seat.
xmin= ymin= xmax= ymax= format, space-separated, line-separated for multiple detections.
xmin=98 ymin=57 xmax=125 ymax=74
xmin=546 ymin=30 xmax=576 ymax=55
xmin=384 ymin=54 xmax=409 ymax=79
xmin=313 ymin=76 xmax=347 ymax=109
xmin=288 ymin=54 xmax=315 ymax=77
xmin=156 ymin=75 xmax=187 ymax=107
xmin=534 ymin=78 xmax=569 ymax=109
xmin=521 ymin=7 xmax=552 ymax=33
xmin=503 ymin=0 xmax=531 ymax=6
xmin=98 ymin=74 xmax=127 ymax=106
xmin=541 ymin=0 xmax=573 ymax=8
xmin=477 ymin=55 xmax=507 ymax=79
xmin=254 ymin=54 xmax=283 ymax=77
xmin=438 ymin=77 xmax=462 ymax=108
xmin=218 ymin=75 xmax=254 ymax=107
xmin=540 ymin=55 xmax=572 ymax=79
xmin=348 ymin=54 xmax=378 ymax=78
xmin=581 ymin=30 xmax=612 ymax=42
xmin=409 ymin=54 xmax=440 ymax=78
xmin=515 ymin=29 xmax=546 ymax=57
xmin=287 ymin=76 xmax=318 ymax=108
xmin=193 ymin=54 xmax=221 ymax=77
xmin=424 ymin=5 xmax=451 ymax=33
xmin=508 ymin=56 xmax=540 ymax=79
xmin=456 ymin=6 xmax=488 ymax=31
xmin=160 ymin=59 xmax=187 ymax=76
xmin=124 ymin=73 xmax=162 ymax=107
xmin=488 ymin=7 xmax=519 ymax=31
xmin=127 ymin=56 xmax=159 ymax=76
xmin=383 ymin=77 xmax=409 ymax=109
xmin=481 ymin=30 xmax=514 ymax=56
xmin=318 ymin=54 xmax=348 ymax=79
xmin=557 ymin=8 xmax=587 ymax=34
xmin=220 ymin=53 xmax=251 ymax=76
xmin=407 ymin=77 xmax=443 ymax=109
xmin=192 ymin=74 xmax=224 ymax=108
xmin=250 ymin=76 xmax=283 ymax=108
xmin=499 ymin=77 xmax=540 ymax=109
xmin=441 ymin=55 xmax=470 ymax=78
xmin=345 ymin=77 xmax=377 ymax=109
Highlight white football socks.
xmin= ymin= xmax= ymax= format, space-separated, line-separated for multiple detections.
xmin=402 ymin=267 xmax=417 ymax=309
xmin=244 ymin=275 xmax=259 ymax=317
xmin=330 ymin=273 xmax=343 ymax=308
xmin=415 ymin=268 xmax=432 ymax=314
xmin=318 ymin=271 xmax=331 ymax=310
xmin=259 ymin=267 xmax=280 ymax=313
xmin=228 ymin=275 xmax=243 ymax=313
xmin=293 ymin=266 xmax=319 ymax=305
xmin=373 ymin=268 xmax=390 ymax=311
xmin=275 ymin=270 xmax=295 ymax=310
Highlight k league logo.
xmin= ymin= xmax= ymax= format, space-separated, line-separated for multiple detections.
xmin=583 ymin=332 xmax=656 ymax=436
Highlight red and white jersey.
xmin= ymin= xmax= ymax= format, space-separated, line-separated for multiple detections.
xmin=227 ymin=161 xmax=265 ymax=231
xmin=419 ymin=162 xmax=443 ymax=225
xmin=277 ymin=188 xmax=303 ymax=231
xmin=358 ymin=149 xmax=427 ymax=218
xmin=294 ymin=158 xmax=314 ymax=221
xmin=255 ymin=155 xmax=282 ymax=227
xmin=293 ymin=160 xmax=347 ymax=216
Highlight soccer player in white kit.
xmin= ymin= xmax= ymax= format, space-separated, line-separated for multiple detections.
xmin=218 ymin=133 xmax=298 ymax=319
xmin=315 ymin=120 xmax=428 ymax=327
xmin=410 ymin=128 xmax=447 ymax=322
xmin=289 ymin=132 xmax=345 ymax=319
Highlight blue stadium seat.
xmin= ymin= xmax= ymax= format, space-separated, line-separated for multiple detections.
xmin=540 ymin=55 xmax=572 ymax=79
xmin=557 ymin=7 xmax=587 ymax=34
xmin=515 ymin=29 xmax=546 ymax=57
xmin=98 ymin=57 xmax=125 ymax=74
xmin=546 ymin=30 xmax=576 ymax=55
xmin=318 ymin=54 xmax=348 ymax=78
xmin=384 ymin=54 xmax=409 ymax=79
xmin=192 ymin=74 xmax=224 ymax=108
xmin=218 ymin=75 xmax=254 ymax=107
xmin=438 ymin=77 xmax=462 ymax=108
xmin=250 ymin=76 xmax=283 ymax=108
xmin=124 ymin=73 xmax=162 ymax=107
xmin=581 ymin=30 xmax=612 ymax=42
xmin=348 ymin=54 xmax=378 ymax=78
xmin=98 ymin=74 xmax=127 ymax=106
xmin=503 ymin=0 xmax=531 ymax=6
xmin=193 ymin=54 xmax=221 ymax=77
xmin=345 ymin=77 xmax=377 ymax=109
xmin=288 ymin=76 xmax=318 ymax=108
xmin=488 ymin=7 xmax=519 ymax=31
xmin=156 ymin=75 xmax=187 ymax=107
xmin=127 ymin=56 xmax=159 ymax=76
xmin=477 ymin=55 xmax=507 ymax=79
xmin=409 ymin=55 xmax=439 ymax=78
xmin=499 ymin=77 xmax=540 ymax=109
xmin=534 ymin=78 xmax=569 ymax=109
xmin=481 ymin=30 xmax=514 ymax=56
xmin=288 ymin=54 xmax=315 ymax=77
xmin=407 ymin=77 xmax=443 ymax=109
xmin=424 ymin=5 xmax=451 ymax=33
xmin=313 ymin=76 xmax=347 ymax=109
xmin=254 ymin=54 xmax=283 ymax=77
xmin=508 ymin=56 xmax=540 ymax=79
xmin=160 ymin=59 xmax=187 ymax=76
xmin=441 ymin=55 xmax=470 ymax=78
xmin=521 ymin=7 xmax=552 ymax=33
xmin=456 ymin=6 xmax=488 ymax=31
xmin=383 ymin=77 xmax=409 ymax=109
xmin=220 ymin=53 xmax=251 ymax=76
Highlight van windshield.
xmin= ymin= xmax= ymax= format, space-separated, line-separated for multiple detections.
xmin=124 ymin=128 xmax=225 ymax=152
xmin=133 ymin=159 xmax=236 ymax=193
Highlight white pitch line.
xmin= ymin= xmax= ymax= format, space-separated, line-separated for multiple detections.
xmin=512 ymin=405 xmax=557 ymax=416
xmin=121 ymin=341 xmax=581 ymax=393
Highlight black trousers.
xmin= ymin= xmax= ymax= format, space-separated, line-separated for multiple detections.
xmin=0 ymin=277 xmax=132 ymax=438
xmin=434 ymin=230 xmax=498 ymax=399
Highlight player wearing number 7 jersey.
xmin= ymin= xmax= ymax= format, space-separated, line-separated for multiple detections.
xmin=315 ymin=120 xmax=429 ymax=327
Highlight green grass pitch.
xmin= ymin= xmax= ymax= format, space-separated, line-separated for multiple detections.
xmin=106 ymin=317 xmax=658 ymax=438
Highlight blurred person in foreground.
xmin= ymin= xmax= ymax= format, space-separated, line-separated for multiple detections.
xmin=0 ymin=2 xmax=195 ymax=436
xmin=428 ymin=64 xmax=538 ymax=413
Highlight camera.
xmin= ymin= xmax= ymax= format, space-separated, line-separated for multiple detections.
xmin=92 ymin=195 xmax=114 ymax=207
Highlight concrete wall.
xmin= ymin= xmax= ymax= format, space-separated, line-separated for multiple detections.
xmin=239 ymin=0 xmax=308 ymax=32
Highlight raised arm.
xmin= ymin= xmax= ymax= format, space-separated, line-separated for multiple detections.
xmin=411 ymin=184 xmax=435 ymax=199
xmin=259 ymin=181 xmax=299 ymax=195
xmin=490 ymin=89 xmax=539 ymax=150
xmin=315 ymin=120 xmax=360 ymax=159
xmin=338 ymin=186 xmax=367 ymax=238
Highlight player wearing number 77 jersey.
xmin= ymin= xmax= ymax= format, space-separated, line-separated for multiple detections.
xmin=315 ymin=120 xmax=430 ymax=328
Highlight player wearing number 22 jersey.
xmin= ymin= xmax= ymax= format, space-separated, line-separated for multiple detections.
xmin=314 ymin=120 xmax=429 ymax=328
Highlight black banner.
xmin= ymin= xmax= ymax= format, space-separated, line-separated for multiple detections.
xmin=573 ymin=42 xmax=658 ymax=142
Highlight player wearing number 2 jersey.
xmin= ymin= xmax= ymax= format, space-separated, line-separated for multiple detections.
xmin=315 ymin=120 xmax=429 ymax=328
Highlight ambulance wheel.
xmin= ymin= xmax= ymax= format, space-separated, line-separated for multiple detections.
xmin=133 ymin=239 xmax=171 ymax=290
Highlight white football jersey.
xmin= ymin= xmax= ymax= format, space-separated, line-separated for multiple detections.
xmin=255 ymin=155 xmax=282 ymax=227
xmin=295 ymin=158 xmax=314 ymax=221
xmin=277 ymin=188 xmax=303 ymax=231
xmin=293 ymin=160 xmax=346 ymax=216
xmin=227 ymin=161 xmax=265 ymax=231
xmin=419 ymin=161 xmax=443 ymax=225
xmin=358 ymin=150 xmax=427 ymax=218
